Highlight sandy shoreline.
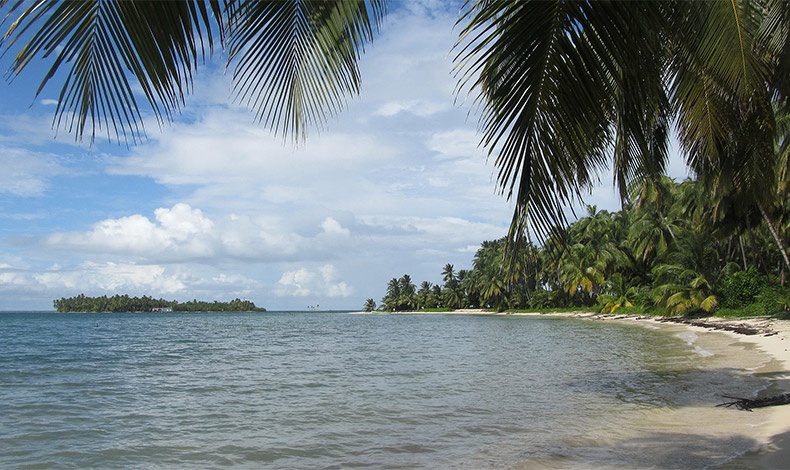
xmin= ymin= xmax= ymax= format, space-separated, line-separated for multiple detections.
xmin=356 ymin=309 xmax=790 ymax=467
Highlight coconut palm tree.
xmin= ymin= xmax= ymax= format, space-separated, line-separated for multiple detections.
xmin=416 ymin=281 xmax=433 ymax=310
xmin=628 ymin=177 xmax=685 ymax=266
xmin=651 ymin=265 xmax=719 ymax=316
xmin=441 ymin=263 xmax=456 ymax=284
xmin=558 ymin=243 xmax=607 ymax=305
xmin=381 ymin=277 xmax=400 ymax=311
xmin=598 ymin=273 xmax=639 ymax=314
xmin=397 ymin=274 xmax=416 ymax=310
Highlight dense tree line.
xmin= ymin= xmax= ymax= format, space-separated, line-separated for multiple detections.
xmin=369 ymin=177 xmax=790 ymax=317
xmin=53 ymin=294 xmax=265 ymax=313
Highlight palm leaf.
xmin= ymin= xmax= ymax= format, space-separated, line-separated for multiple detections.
xmin=225 ymin=0 xmax=386 ymax=141
xmin=756 ymin=0 xmax=790 ymax=98
xmin=2 ymin=0 xmax=385 ymax=144
xmin=699 ymin=294 xmax=719 ymax=312
xmin=2 ymin=0 xmax=222 ymax=144
xmin=454 ymin=1 xmax=668 ymax=241
xmin=669 ymin=0 xmax=773 ymax=177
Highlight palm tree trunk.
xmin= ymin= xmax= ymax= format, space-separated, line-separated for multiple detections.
xmin=758 ymin=203 xmax=790 ymax=273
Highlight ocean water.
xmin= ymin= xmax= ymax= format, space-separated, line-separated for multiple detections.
xmin=0 ymin=311 xmax=778 ymax=469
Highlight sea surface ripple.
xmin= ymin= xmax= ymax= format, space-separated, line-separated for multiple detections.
xmin=0 ymin=311 xmax=774 ymax=469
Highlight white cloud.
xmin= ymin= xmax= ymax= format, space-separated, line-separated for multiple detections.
xmin=45 ymin=203 xmax=218 ymax=261
xmin=275 ymin=268 xmax=315 ymax=297
xmin=321 ymin=217 xmax=350 ymax=236
xmin=0 ymin=2 xmax=521 ymax=310
xmin=0 ymin=148 xmax=64 ymax=197
xmin=427 ymin=129 xmax=483 ymax=160
xmin=155 ymin=204 xmax=214 ymax=240
xmin=374 ymin=99 xmax=449 ymax=117
xmin=34 ymin=262 xmax=186 ymax=294
xmin=275 ymin=264 xmax=354 ymax=298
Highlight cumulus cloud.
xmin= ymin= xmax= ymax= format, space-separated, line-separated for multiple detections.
xmin=321 ymin=217 xmax=350 ymax=236
xmin=34 ymin=262 xmax=186 ymax=294
xmin=40 ymin=204 xmax=374 ymax=264
xmin=45 ymin=203 xmax=218 ymax=260
xmin=275 ymin=264 xmax=353 ymax=298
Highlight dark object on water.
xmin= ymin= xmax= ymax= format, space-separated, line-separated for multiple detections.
xmin=716 ymin=393 xmax=790 ymax=411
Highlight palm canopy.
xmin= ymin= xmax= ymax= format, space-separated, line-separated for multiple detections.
xmin=453 ymin=0 xmax=790 ymax=240
xmin=2 ymin=0 xmax=790 ymax=243
xmin=0 ymin=0 xmax=386 ymax=143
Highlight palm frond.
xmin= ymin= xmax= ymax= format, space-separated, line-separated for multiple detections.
xmin=757 ymin=0 xmax=790 ymax=99
xmin=226 ymin=0 xmax=386 ymax=142
xmin=2 ymin=0 xmax=384 ymax=144
xmin=669 ymin=0 xmax=773 ymax=175
xmin=454 ymin=1 xmax=669 ymax=241
xmin=2 ymin=0 xmax=222 ymax=144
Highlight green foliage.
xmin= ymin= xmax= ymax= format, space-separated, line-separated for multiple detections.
xmin=755 ymin=287 xmax=790 ymax=316
xmin=651 ymin=264 xmax=718 ymax=315
xmin=527 ymin=289 xmax=556 ymax=309
xmin=717 ymin=268 xmax=766 ymax=308
xmin=603 ymin=305 xmax=651 ymax=316
xmin=53 ymin=294 xmax=265 ymax=313
xmin=714 ymin=304 xmax=767 ymax=318
xmin=372 ymin=176 xmax=790 ymax=318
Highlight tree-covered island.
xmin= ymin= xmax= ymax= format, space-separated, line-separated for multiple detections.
xmin=54 ymin=294 xmax=266 ymax=313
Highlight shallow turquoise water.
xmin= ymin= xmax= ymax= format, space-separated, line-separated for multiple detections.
xmin=0 ymin=311 xmax=774 ymax=468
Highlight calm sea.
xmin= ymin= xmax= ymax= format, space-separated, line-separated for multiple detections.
xmin=0 ymin=311 xmax=778 ymax=469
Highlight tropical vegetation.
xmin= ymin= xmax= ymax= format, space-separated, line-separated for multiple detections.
xmin=371 ymin=177 xmax=790 ymax=317
xmin=54 ymin=294 xmax=265 ymax=313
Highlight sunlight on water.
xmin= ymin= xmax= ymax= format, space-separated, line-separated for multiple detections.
xmin=0 ymin=312 xmax=775 ymax=468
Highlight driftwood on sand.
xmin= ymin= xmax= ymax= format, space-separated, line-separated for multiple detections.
xmin=656 ymin=316 xmax=775 ymax=336
xmin=716 ymin=393 xmax=790 ymax=411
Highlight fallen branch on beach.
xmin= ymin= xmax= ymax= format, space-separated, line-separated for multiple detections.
xmin=716 ymin=393 xmax=790 ymax=411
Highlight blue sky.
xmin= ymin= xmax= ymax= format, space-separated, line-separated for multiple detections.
xmin=0 ymin=1 xmax=688 ymax=311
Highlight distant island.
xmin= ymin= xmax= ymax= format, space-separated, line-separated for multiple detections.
xmin=53 ymin=294 xmax=266 ymax=313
